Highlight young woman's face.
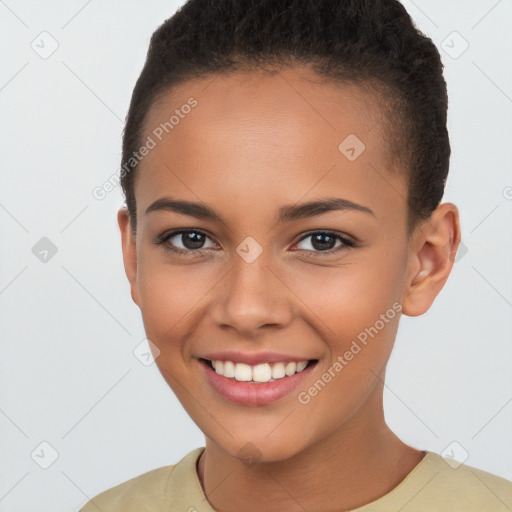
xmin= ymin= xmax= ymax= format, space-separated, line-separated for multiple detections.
xmin=123 ymin=67 xmax=416 ymax=461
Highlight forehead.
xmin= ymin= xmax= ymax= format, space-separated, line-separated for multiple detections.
xmin=136 ymin=66 xmax=407 ymax=228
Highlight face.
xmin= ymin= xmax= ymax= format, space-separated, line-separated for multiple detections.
xmin=119 ymin=66 xmax=431 ymax=462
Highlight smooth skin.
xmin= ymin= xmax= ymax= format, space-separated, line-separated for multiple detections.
xmin=118 ymin=66 xmax=461 ymax=512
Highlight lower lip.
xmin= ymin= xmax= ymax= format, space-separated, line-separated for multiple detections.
xmin=200 ymin=359 xmax=317 ymax=406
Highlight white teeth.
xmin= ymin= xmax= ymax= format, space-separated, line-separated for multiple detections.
xmin=296 ymin=361 xmax=308 ymax=372
xmin=223 ymin=360 xmax=236 ymax=378
xmin=210 ymin=359 xmax=311 ymax=382
xmin=214 ymin=360 xmax=224 ymax=374
xmin=271 ymin=362 xmax=286 ymax=379
xmin=285 ymin=362 xmax=297 ymax=376
xmin=252 ymin=363 xmax=272 ymax=383
xmin=234 ymin=363 xmax=253 ymax=382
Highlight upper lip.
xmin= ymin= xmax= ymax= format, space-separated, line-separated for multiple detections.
xmin=199 ymin=351 xmax=316 ymax=365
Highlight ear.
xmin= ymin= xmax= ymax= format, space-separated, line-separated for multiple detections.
xmin=402 ymin=202 xmax=461 ymax=317
xmin=117 ymin=207 xmax=141 ymax=307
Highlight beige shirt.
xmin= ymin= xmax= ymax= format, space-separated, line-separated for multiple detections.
xmin=80 ymin=447 xmax=512 ymax=511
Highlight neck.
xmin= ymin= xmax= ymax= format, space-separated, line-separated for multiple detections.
xmin=196 ymin=381 xmax=425 ymax=512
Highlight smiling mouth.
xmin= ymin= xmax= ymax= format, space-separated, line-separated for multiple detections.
xmin=200 ymin=358 xmax=318 ymax=383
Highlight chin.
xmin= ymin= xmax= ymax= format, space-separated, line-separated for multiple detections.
xmin=214 ymin=432 xmax=310 ymax=466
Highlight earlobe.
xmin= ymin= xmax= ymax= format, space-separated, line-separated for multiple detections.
xmin=402 ymin=203 xmax=461 ymax=317
xmin=117 ymin=208 xmax=141 ymax=307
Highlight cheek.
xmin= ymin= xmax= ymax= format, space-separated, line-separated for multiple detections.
xmin=136 ymin=262 xmax=198 ymax=357
xmin=285 ymin=249 xmax=405 ymax=386
xmin=289 ymin=248 xmax=406 ymax=329
xmin=137 ymin=250 xmax=213 ymax=325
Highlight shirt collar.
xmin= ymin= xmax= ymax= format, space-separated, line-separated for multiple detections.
xmin=167 ymin=447 xmax=217 ymax=511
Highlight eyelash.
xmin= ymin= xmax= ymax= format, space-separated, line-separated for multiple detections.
xmin=153 ymin=228 xmax=357 ymax=259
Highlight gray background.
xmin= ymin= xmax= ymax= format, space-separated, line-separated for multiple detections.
xmin=1 ymin=1 xmax=511 ymax=511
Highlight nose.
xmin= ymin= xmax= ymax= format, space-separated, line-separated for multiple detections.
xmin=208 ymin=253 xmax=293 ymax=337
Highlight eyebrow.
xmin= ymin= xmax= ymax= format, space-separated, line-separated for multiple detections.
xmin=145 ymin=196 xmax=375 ymax=223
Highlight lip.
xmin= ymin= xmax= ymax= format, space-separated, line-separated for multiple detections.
xmin=200 ymin=351 xmax=313 ymax=365
xmin=199 ymin=358 xmax=317 ymax=406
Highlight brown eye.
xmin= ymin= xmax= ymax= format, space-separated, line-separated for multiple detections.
xmin=172 ymin=231 xmax=208 ymax=250
xmin=293 ymin=231 xmax=355 ymax=257
xmin=154 ymin=229 xmax=217 ymax=256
